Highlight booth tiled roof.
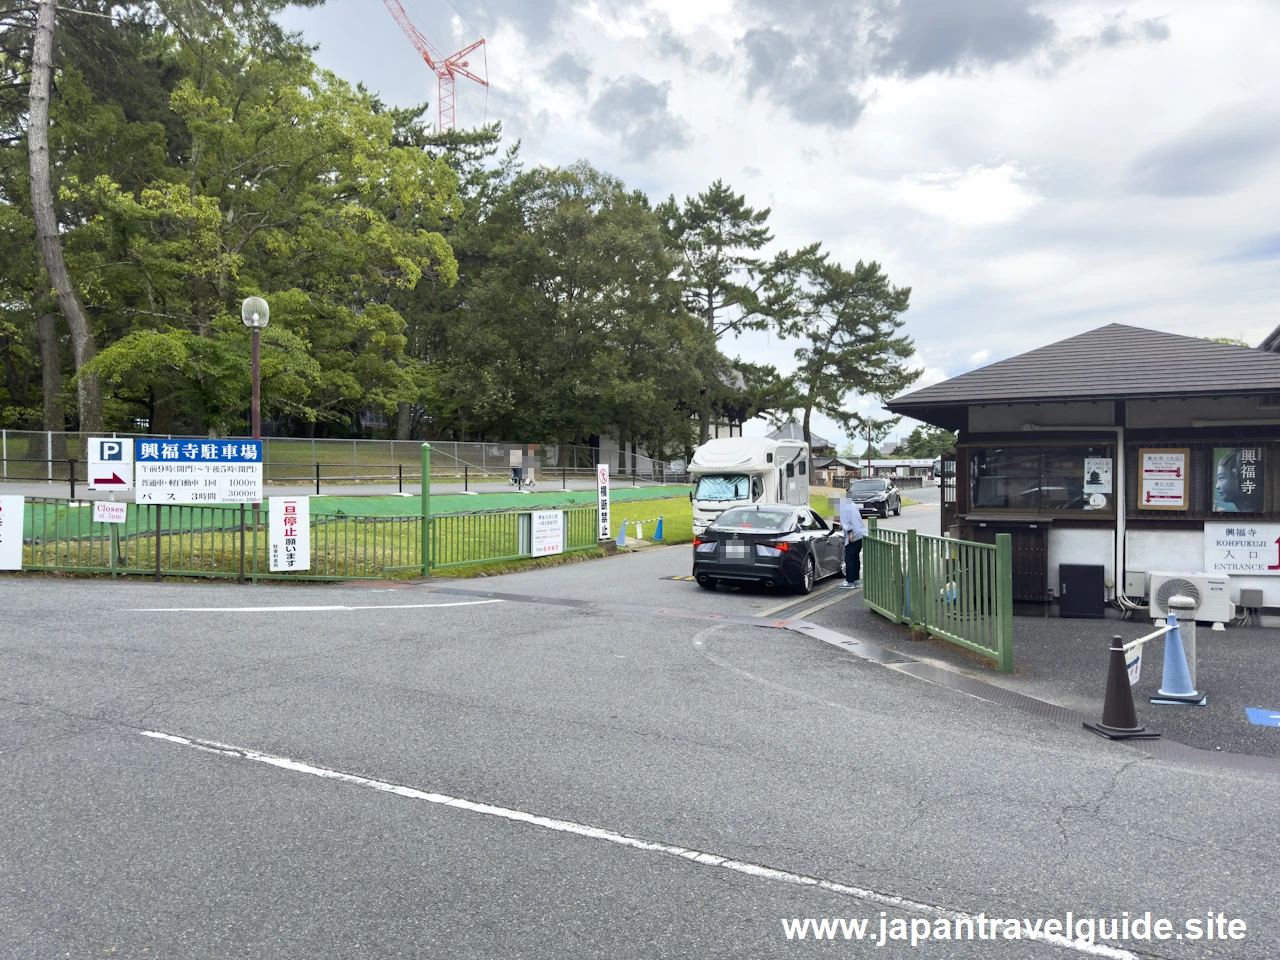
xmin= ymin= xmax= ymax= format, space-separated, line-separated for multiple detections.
xmin=890 ymin=323 xmax=1280 ymax=411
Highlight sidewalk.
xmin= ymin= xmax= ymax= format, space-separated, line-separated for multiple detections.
xmin=813 ymin=601 xmax=1280 ymax=760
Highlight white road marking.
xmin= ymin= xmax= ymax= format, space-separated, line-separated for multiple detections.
xmin=140 ymin=730 xmax=1134 ymax=959
xmin=757 ymin=581 xmax=843 ymax=617
xmin=126 ymin=600 xmax=504 ymax=613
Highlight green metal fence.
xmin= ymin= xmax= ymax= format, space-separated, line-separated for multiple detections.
xmin=13 ymin=496 xmax=599 ymax=581
xmin=863 ymin=521 xmax=1014 ymax=673
xmin=428 ymin=506 xmax=599 ymax=569
xmin=20 ymin=497 xmax=424 ymax=581
xmin=861 ymin=535 xmax=904 ymax=622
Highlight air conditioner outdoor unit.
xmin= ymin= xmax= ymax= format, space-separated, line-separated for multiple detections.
xmin=1147 ymin=572 xmax=1233 ymax=624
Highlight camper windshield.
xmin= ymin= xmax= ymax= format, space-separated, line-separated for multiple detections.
xmin=695 ymin=474 xmax=751 ymax=502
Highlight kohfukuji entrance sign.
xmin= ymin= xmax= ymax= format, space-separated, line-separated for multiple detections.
xmin=135 ymin=440 xmax=263 ymax=504
xmin=1205 ymin=523 xmax=1280 ymax=576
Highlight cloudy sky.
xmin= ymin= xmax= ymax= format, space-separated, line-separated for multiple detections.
xmin=282 ymin=0 xmax=1280 ymax=451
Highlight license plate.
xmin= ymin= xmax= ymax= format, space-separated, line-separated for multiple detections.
xmin=724 ymin=540 xmax=747 ymax=559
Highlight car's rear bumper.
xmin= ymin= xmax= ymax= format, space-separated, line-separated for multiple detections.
xmin=692 ymin=555 xmax=790 ymax=585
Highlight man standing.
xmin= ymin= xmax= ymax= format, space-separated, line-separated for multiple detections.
xmin=838 ymin=495 xmax=868 ymax=588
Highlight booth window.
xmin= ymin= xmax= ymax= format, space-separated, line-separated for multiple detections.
xmin=970 ymin=445 xmax=1113 ymax=514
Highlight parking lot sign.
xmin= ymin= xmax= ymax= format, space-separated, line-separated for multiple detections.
xmin=88 ymin=437 xmax=135 ymax=491
xmin=135 ymin=440 xmax=263 ymax=504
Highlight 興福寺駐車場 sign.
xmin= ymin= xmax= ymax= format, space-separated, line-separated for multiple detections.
xmin=135 ymin=440 xmax=263 ymax=505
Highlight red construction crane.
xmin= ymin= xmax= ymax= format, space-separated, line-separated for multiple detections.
xmin=379 ymin=0 xmax=488 ymax=130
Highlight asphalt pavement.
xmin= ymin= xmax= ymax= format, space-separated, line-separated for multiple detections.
xmin=3 ymin=526 xmax=1277 ymax=958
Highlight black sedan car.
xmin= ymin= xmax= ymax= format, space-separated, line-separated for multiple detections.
xmin=848 ymin=477 xmax=901 ymax=517
xmin=691 ymin=505 xmax=845 ymax=594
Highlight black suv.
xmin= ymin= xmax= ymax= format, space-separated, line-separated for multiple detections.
xmin=848 ymin=478 xmax=901 ymax=518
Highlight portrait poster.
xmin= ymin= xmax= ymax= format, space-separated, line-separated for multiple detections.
xmin=1212 ymin=447 xmax=1264 ymax=514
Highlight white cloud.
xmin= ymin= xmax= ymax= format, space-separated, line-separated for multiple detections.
xmin=969 ymin=348 xmax=991 ymax=364
xmin=896 ymin=163 xmax=1043 ymax=227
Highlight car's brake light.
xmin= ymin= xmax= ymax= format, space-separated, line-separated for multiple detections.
xmin=768 ymin=541 xmax=789 ymax=552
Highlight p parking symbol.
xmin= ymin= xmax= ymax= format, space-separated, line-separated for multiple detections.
xmin=99 ymin=441 xmax=123 ymax=461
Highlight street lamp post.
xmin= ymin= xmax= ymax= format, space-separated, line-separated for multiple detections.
xmin=240 ymin=297 xmax=269 ymax=440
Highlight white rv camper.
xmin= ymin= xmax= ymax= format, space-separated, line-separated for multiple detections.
xmin=689 ymin=437 xmax=810 ymax=535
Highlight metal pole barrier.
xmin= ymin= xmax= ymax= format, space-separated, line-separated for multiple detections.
xmin=464 ymin=464 xmax=468 ymax=492
xmin=239 ymin=503 xmax=246 ymax=583
xmin=398 ymin=463 xmax=403 ymax=494
xmin=315 ymin=462 xmax=320 ymax=496
xmin=995 ymin=534 xmax=1014 ymax=675
xmin=562 ymin=465 xmax=566 ymax=490
xmin=420 ymin=443 xmax=431 ymax=576
xmin=47 ymin=431 xmax=52 ymax=481
xmin=69 ymin=458 xmax=76 ymax=500
xmin=154 ymin=505 xmax=162 ymax=582
xmin=2 ymin=429 xmax=6 ymax=478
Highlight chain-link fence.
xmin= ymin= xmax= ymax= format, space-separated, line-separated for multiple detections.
xmin=0 ymin=430 xmax=690 ymax=487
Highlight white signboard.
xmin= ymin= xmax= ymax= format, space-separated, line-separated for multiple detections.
xmin=597 ymin=464 xmax=610 ymax=540
xmin=1205 ymin=522 xmax=1280 ymax=576
xmin=1126 ymin=647 xmax=1142 ymax=686
xmin=0 ymin=494 xmax=22 ymax=570
xmin=1084 ymin=457 xmax=1112 ymax=494
xmin=88 ymin=437 xmax=134 ymax=491
xmin=135 ymin=440 xmax=264 ymax=505
xmin=532 ymin=509 xmax=565 ymax=556
xmin=1139 ymin=449 xmax=1188 ymax=511
xmin=92 ymin=501 xmax=128 ymax=525
xmin=269 ymin=496 xmax=311 ymax=571
xmin=137 ymin=463 xmax=263 ymax=504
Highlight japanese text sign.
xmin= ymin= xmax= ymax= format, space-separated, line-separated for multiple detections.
xmin=269 ymin=497 xmax=311 ymax=572
xmin=1205 ymin=523 xmax=1280 ymax=576
xmin=597 ymin=465 xmax=610 ymax=540
xmin=1138 ymin=449 xmax=1188 ymax=511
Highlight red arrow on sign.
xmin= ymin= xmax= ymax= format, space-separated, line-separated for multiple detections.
xmin=93 ymin=472 xmax=128 ymax=485
xmin=1269 ymin=537 xmax=1280 ymax=571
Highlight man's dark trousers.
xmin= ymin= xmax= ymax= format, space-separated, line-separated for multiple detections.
xmin=845 ymin=536 xmax=862 ymax=583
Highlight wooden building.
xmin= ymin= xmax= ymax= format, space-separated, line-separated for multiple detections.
xmin=888 ymin=324 xmax=1280 ymax=620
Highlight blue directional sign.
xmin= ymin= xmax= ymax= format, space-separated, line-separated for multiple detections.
xmin=136 ymin=440 xmax=262 ymax=463
xmin=1245 ymin=708 xmax=1280 ymax=728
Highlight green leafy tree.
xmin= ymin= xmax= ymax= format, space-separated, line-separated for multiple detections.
xmin=428 ymin=161 xmax=713 ymax=455
xmin=897 ymin=425 xmax=957 ymax=458
xmin=781 ymin=257 xmax=919 ymax=448
xmin=70 ymin=41 xmax=460 ymax=434
xmin=657 ymin=180 xmax=817 ymax=442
